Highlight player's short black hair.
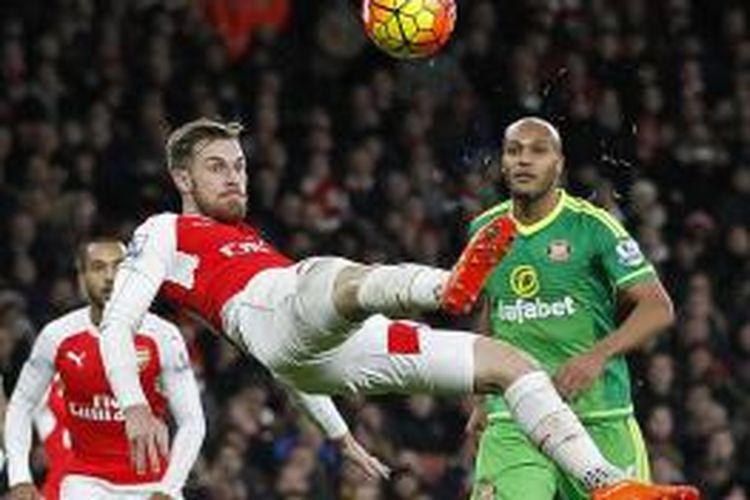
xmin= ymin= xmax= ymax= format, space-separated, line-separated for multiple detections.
xmin=75 ymin=238 xmax=125 ymax=271
xmin=166 ymin=118 xmax=244 ymax=171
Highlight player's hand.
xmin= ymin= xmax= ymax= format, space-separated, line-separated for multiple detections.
xmin=338 ymin=432 xmax=391 ymax=480
xmin=9 ymin=482 xmax=40 ymax=500
xmin=554 ymin=350 xmax=607 ymax=401
xmin=124 ymin=404 xmax=170 ymax=476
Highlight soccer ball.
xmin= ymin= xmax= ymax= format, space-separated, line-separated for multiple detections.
xmin=362 ymin=0 xmax=457 ymax=59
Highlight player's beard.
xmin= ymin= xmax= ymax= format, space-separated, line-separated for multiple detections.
xmin=193 ymin=188 xmax=247 ymax=223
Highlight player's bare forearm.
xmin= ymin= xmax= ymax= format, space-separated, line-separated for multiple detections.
xmin=555 ymin=280 xmax=674 ymax=399
xmin=590 ymin=280 xmax=675 ymax=360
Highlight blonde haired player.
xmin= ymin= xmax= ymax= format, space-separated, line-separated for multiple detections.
xmin=101 ymin=118 xmax=697 ymax=499
xmin=5 ymin=239 xmax=205 ymax=500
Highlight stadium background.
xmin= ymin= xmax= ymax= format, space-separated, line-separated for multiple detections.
xmin=0 ymin=0 xmax=748 ymax=498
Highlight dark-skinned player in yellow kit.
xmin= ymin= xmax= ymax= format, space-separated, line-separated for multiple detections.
xmin=466 ymin=117 xmax=700 ymax=500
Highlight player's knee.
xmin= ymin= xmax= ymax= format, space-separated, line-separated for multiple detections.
xmin=331 ymin=263 xmax=369 ymax=321
xmin=294 ymin=257 xmax=362 ymax=325
xmin=473 ymin=336 xmax=540 ymax=392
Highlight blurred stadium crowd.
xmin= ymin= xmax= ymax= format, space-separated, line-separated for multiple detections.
xmin=0 ymin=0 xmax=749 ymax=498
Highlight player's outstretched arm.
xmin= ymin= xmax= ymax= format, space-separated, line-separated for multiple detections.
xmin=281 ymin=381 xmax=390 ymax=479
xmin=555 ymin=218 xmax=675 ymax=400
xmin=100 ymin=265 xmax=157 ymax=409
xmin=599 ymin=279 xmax=674 ymax=355
xmin=155 ymin=329 xmax=206 ymax=499
xmin=101 ymin=219 xmax=172 ymax=407
xmin=556 ymin=280 xmax=674 ymax=400
xmin=101 ymin=215 xmax=175 ymax=475
xmin=4 ymin=331 xmax=56 ymax=497
xmin=283 ymin=384 xmax=349 ymax=439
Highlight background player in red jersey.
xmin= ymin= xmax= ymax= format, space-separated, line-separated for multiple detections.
xmin=100 ymin=118 xmax=697 ymax=500
xmin=4 ymin=239 xmax=205 ymax=500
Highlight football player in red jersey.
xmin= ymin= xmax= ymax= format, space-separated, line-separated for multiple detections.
xmin=100 ymin=118 xmax=697 ymax=500
xmin=5 ymin=239 xmax=205 ymax=500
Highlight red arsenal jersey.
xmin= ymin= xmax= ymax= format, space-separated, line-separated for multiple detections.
xmin=127 ymin=213 xmax=292 ymax=331
xmin=34 ymin=308 xmax=178 ymax=484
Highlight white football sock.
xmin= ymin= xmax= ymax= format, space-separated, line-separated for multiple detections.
xmin=504 ymin=371 xmax=626 ymax=490
xmin=356 ymin=264 xmax=448 ymax=315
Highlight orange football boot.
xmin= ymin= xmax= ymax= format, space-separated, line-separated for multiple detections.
xmin=442 ymin=215 xmax=516 ymax=315
xmin=592 ymin=480 xmax=700 ymax=500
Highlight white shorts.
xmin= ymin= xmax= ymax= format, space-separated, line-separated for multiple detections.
xmin=223 ymin=257 xmax=476 ymax=395
xmin=60 ymin=475 xmax=183 ymax=500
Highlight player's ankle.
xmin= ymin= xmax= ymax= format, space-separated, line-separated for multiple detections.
xmin=582 ymin=465 xmax=627 ymax=490
xmin=408 ymin=267 xmax=449 ymax=310
xmin=357 ymin=264 xmax=447 ymax=315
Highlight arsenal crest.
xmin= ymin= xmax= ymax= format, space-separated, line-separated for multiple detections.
xmin=547 ymin=239 xmax=571 ymax=262
xmin=136 ymin=347 xmax=151 ymax=371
